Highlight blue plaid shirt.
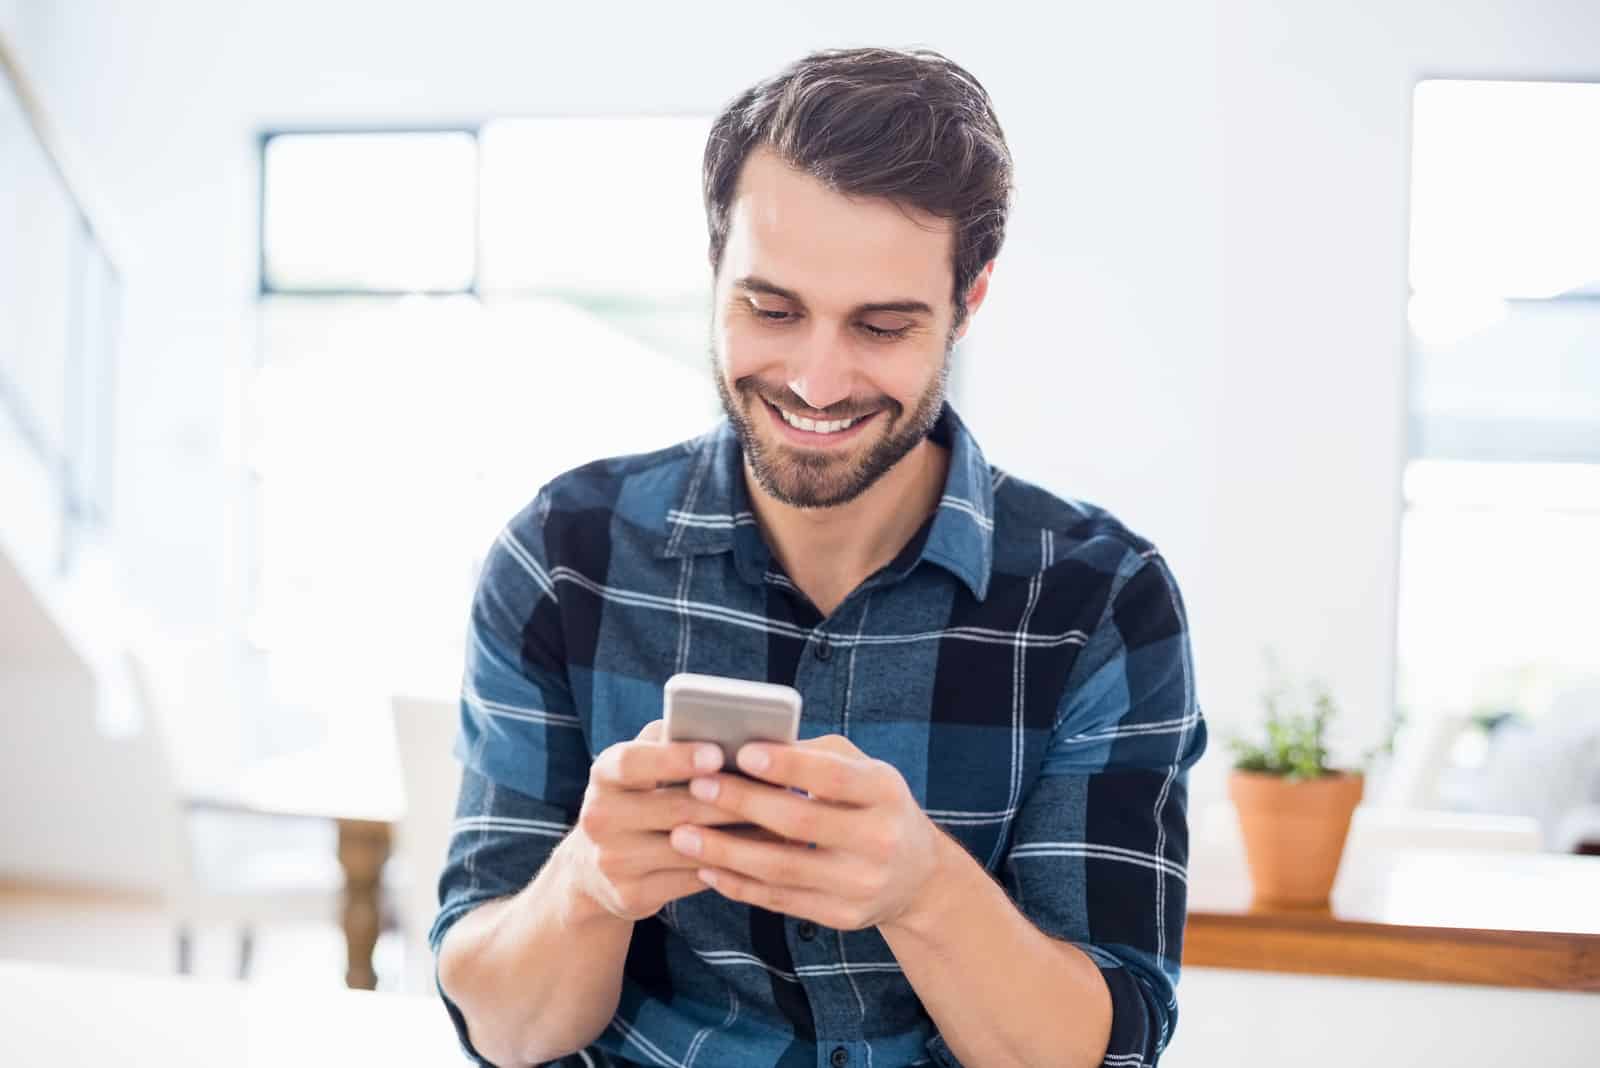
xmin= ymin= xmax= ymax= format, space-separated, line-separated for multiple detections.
xmin=431 ymin=403 xmax=1207 ymax=1068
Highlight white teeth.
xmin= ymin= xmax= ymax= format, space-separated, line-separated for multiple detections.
xmin=778 ymin=407 xmax=860 ymax=434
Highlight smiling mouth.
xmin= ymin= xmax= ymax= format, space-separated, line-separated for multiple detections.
xmin=762 ymin=398 xmax=880 ymax=442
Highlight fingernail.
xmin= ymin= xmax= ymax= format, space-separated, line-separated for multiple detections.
xmin=694 ymin=745 xmax=723 ymax=772
xmin=739 ymin=746 xmax=770 ymax=773
xmin=690 ymin=777 xmax=719 ymax=801
xmin=673 ymin=827 xmax=702 ymax=855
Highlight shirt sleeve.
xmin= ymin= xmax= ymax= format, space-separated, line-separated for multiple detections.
xmin=991 ymin=552 xmax=1208 ymax=1067
xmin=428 ymin=490 xmax=594 ymax=1066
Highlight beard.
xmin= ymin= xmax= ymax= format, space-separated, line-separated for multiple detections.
xmin=712 ymin=342 xmax=951 ymax=510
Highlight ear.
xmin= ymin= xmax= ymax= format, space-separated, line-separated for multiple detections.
xmin=951 ymin=261 xmax=995 ymax=342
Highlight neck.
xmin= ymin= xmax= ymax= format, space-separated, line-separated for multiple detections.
xmin=744 ymin=437 xmax=950 ymax=617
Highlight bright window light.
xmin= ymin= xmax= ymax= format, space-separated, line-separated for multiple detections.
xmin=1410 ymin=80 xmax=1600 ymax=301
xmin=477 ymin=117 xmax=712 ymax=299
xmin=248 ymin=295 xmax=715 ymax=674
xmin=1396 ymin=472 xmax=1600 ymax=717
xmin=1398 ymin=81 xmax=1600 ymax=754
xmin=261 ymin=131 xmax=478 ymax=292
xmin=246 ymin=118 xmax=721 ymax=755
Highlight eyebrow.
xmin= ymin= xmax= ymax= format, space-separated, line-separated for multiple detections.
xmin=734 ymin=275 xmax=935 ymax=318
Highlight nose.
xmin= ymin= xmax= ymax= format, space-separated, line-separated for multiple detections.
xmin=785 ymin=334 xmax=854 ymax=413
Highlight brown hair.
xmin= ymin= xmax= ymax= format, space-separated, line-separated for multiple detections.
xmin=703 ymin=47 xmax=1013 ymax=330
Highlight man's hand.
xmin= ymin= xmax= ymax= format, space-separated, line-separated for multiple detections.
xmin=570 ymin=719 xmax=778 ymax=922
xmin=665 ymin=734 xmax=952 ymax=932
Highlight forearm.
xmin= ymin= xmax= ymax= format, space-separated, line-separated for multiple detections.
xmin=879 ymin=833 xmax=1112 ymax=1068
xmin=438 ymin=834 xmax=634 ymax=1066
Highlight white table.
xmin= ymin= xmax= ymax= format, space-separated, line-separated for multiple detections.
xmin=0 ymin=959 xmax=467 ymax=1065
xmin=185 ymin=732 xmax=407 ymax=990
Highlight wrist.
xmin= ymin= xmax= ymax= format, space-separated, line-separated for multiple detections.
xmin=883 ymin=824 xmax=976 ymax=940
xmin=545 ymin=830 xmax=630 ymax=931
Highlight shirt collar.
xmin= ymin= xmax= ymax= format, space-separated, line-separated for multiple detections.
xmin=657 ymin=402 xmax=995 ymax=602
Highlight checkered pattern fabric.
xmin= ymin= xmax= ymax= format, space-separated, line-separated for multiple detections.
xmin=431 ymin=403 xmax=1207 ymax=1068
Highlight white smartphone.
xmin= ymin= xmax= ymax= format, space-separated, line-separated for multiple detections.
xmin=663 ymin=672 xmax=803 ymax=779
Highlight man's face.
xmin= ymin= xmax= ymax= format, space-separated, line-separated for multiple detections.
xmin=710 ymin=146 xmax=984 ymax=510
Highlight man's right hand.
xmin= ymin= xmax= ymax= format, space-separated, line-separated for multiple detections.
xmin=568 ymin=719 xmax=766 ymax=922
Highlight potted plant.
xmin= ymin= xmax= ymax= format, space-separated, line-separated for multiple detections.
xmin=1226 ymin=656 xmax=1374 ymax=907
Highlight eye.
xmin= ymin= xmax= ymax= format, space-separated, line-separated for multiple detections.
xmin=748 ymin=302 xmax=796 ymax=324
xmin=859 ymin=322 xmax=911 ymax=340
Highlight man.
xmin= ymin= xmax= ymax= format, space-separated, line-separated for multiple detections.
xmin=433 ymin=46 xmax=1206 ymax=1068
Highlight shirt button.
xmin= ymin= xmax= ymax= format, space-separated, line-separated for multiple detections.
xmin=798 ymin=921 xmax=818 ymax=941
xmin=830 ymin=1047 xmax=850 ymax=1068
xmin=814 ymin=637 xmax=832 ymax=662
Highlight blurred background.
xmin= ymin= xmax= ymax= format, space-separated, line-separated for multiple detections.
xmin=2 ymin=0 xmax=1598 ymax=1062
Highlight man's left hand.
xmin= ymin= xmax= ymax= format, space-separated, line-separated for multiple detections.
xmin=668 ymin=735 xmax=951 ymax=932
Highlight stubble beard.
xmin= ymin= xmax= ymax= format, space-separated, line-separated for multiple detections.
xmin=711 ymin=343 xmax=951 ymax=510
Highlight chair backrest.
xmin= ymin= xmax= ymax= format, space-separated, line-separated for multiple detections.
xmin=389 ymin=694 xmax=461 ymax=993
xmin=1376 ymin=712 xmax=1471 ymax=809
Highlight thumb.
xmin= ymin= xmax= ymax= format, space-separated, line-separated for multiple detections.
xmin=797 ymin=733 xmax=865 ymax=760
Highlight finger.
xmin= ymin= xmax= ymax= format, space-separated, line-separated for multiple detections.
xmin=591 ymin=827 xmax=788 ymax=878
xmin=594 ymin=736 xmax=725 ymax=791
xmin=695 ymin=867 xmax=861 ymax=929
xmin=601 ymin=868 xmax=716 ymax=920
xmin=718 ymin=825 xmax=792 ymax=846
xmin=592 ymin=830 xmax=717 ymax=878
xmin=644 ymin=868 xmax=718 ymax=906
xmin=689 ymin=774 xmax=855 ymax=849
xmin=796 ymin=734 xmax=867 ymax=759
xmin=668 ymin=823 xmax=856 ymax=893
xmin=617 ymin=785 xmax=756 ymax=831
xmin=636 ymin=719 xmax=666 ymax=742
xmin=733 ymin=742 xmax=892 ymax=806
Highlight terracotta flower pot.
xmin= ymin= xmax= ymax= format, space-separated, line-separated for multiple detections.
xmin=1229 ymin=769 xmax=1364 ymax=907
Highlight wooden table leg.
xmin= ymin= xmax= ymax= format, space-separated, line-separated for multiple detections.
xmin=337 ymin=818 xmax=392 ymax=990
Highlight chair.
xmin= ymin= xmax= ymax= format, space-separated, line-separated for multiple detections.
xmin=1476 ymin=678 xmax=1600 ymax=849
xmin=120 ymin=648 xmax=347 ymax=979
xmin=1375 ymin=711 xmax=1474 ymax=810
xmin=388 ymin=693 xmax=461 ymax=994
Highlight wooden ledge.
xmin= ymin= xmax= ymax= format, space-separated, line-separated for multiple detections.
xmin=1183 ymin=848 xmax=1600 ymax=992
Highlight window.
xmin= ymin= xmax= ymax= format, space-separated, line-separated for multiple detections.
xmin=1398 ymin=81 xmax=1600 ymax=809
xmin=248 ymin=120 xmax=719 ymax=758
xmin=1 ymin=52 xmax=121 ymax=574
xmin=262 ymin=130 xmax=478 ymax=294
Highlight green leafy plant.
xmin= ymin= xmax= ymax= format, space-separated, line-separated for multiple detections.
xmin=1228 ymin=650 xmax=1347 ymax=781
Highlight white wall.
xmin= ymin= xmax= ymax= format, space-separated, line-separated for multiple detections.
xmin=0 ymin=668 xmax=182 ymax=893
xmin=10 ymin=1 xmax=1600 ymax=802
